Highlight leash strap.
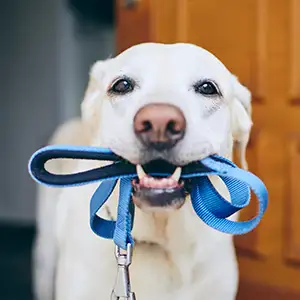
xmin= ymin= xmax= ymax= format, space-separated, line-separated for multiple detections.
xmin=28 ymin=145 xmax=268 ymax=250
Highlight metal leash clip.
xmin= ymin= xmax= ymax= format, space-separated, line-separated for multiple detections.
xmin=111 ymin=243 xmax=136 ymax=300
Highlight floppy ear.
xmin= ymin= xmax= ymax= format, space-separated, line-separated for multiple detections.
xmin=230 ymin=75 xmax=252 ymax=170
xmin=81 ymin=60 xmax=108 ymax=135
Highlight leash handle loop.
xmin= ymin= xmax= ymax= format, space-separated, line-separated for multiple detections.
xmin=28 ymin=146 xmax=268 ymax=250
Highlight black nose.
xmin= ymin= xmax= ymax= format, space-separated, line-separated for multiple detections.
xmin=133 ymin=103 xmax=186 ymax=151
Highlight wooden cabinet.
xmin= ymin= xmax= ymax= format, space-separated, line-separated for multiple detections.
xmin=116 ymin=0 xmax=300 ymax=298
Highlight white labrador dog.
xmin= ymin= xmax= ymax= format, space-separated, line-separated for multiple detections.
xmin=33 ymin=43 xmax=252 ymax=300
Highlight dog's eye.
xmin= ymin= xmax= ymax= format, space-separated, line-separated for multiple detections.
xmin=194 ymin=81 xmax=220 ymax=96
xmin=109 ymin=78 xmax=134 ymax=95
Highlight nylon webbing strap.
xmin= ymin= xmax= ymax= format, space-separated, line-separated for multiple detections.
xmin=28 ymin=145 xmax=268 ymax=250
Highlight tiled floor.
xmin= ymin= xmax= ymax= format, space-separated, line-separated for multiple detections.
xmin=0 ymin=223 xmax=35 ymax=300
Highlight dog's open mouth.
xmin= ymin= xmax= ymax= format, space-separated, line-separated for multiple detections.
xmin=131 ymin=160 xmax=189 ymax=211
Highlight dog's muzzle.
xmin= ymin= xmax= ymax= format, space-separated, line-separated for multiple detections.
xmin=131 ymin=160 xmax=189 ymax=210
xmin=132 ymin=103 xmax=188 ymax=210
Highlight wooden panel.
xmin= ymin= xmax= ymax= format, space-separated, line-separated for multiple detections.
xmin=234 ymin=128 xmax=260 ymax=256
xmin=236 ymin=128 xmax=285 ymax=258
xmin=176 ymin=0 xmax=255 ymax=90
xmin=116 ymin=0 xmax=151 ymax=53
xmin=251 ymin=0 xmax=267 ymax=104
xmin=289 ymin=0 xmax=300 ymax=105
xmin=285 ymin=0 xmax=300 ymax=265
xmin=236 ymin=0 xmax=300 ymax=292
xmin=285 ymin=135 xmax=300 ymax=264
xmin=265 ymin=0 xmax=290 ymax=108
xmin=116 ymin=0 xmax=179 ymax=52
xmin=176 ymin=0 xmax=269 ymax=105
xmin=149 ymin=0 xmax=178 ymax=43
xmin=237 ymin=280 xmax=300 ymax=300
xmin=252 ymin=130 xmax=285 ymax=257
xmin=238 ymin=256 xmax=300 ymax=291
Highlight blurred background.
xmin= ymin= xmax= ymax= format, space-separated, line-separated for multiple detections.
xmin=1 ymin=0 xmax=300 ymax=299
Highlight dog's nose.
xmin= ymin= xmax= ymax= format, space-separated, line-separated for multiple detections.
xmin=134 ymin=103 xmax=186 ymax=151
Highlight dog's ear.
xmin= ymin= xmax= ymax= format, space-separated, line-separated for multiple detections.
xmin=81 ymin=60 xmax=109 ymax=134
xmin=230 ymin=75 xmax=252 ymax=170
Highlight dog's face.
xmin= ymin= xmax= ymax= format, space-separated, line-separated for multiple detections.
xmin=82 ymin=43 xmax=252 ymax=211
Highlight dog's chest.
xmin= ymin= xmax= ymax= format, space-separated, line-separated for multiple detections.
xmin=129 ymin=208 xmax=202 ymax=299
xmin=130 ymin=240 xmax=197 ymax=300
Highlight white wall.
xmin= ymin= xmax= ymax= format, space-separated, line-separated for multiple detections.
xmin=0 ymin=0 xmax=114 ymax=223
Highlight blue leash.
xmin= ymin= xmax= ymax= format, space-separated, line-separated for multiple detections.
xmin=28 ymin=145 xmax=268 ymax=250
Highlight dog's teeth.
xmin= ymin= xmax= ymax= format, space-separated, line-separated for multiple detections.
xmin=143 ymin=177 xmax=149 ymax=187
xmin=171 ymin=167 xmax=182 ymax=182
xmin=167 ymin=179 xmax=176 ymax=187
xmin=136 ymin=164 xmax=146 ymax=180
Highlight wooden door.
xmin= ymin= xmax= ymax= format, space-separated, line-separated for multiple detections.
xmin=116 ymin=0 xmax=300 ymax=298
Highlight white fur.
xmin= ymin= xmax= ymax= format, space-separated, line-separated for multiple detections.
xmin=33 ymin=43 xmax=252 ymax=300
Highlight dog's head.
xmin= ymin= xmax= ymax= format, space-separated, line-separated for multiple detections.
xmin=81 ymin=43 xmax=252 ymax=211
